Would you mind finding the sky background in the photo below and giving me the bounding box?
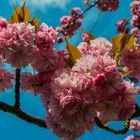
[0,0,139,140]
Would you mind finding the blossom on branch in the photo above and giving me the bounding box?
[56,7,83,37]
[0,68,14,92]
[97,0,119,11]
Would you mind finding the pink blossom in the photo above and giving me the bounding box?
[0,24,18,48]
[94,66,123,97]
[35,23,58,49]
[130,1,140,16]
[46,113,86,139]
[130,15,140,28]
[82,32,90,42]
[130,120,140,131]
[0,23,35,68]
[131,27,140,37]
[78,38,112,57]
[89,37,112,56]
[97,101,119,122]
[21,72,50,95]
[77,42,89,54]
[5,41,35,68]
[0,69,14,92]
[0,17,8,29]
[44,70,96,139]
[57,7,83,37]
[131,28,140,46]
[13,23,35,46]
[125,135,135,140]
[120,48,140,79]
[72,55,97,76]
[83,0,90,6]
[73,54,116,77]
[97,0,119,12]
[31,48,59,72]
[117,81,137,120]
[116,18,129,33]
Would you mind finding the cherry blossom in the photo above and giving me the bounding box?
[97,0,119,11]
[78,37,112,57]
[56,7,83,37]
[125,135,135,140]
[130,1,140,16]
[120,48,140,79]
[0,68,14,92]
[35,23,58,49]
[0,17,8,29]
[0,1,140,140]
[130,120,140,131]
[116,18,129,33]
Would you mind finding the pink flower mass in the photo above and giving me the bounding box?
[41,37,138,139]
[0,1,140,140]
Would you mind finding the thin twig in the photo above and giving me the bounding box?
[83,1,99,15]
[90,11,102,33]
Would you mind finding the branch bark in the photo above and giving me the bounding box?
[94,104,140,134]
[14,69,21,109]
[0,101,47,128]
[131,104,140,119]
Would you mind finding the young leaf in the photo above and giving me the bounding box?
[112,34,134,54]
[11,5,20,23]
[19,2,30,22]
[11,2,30,23]
[119,69,133,78]
[66,39,81,66]
[29,17,40,29]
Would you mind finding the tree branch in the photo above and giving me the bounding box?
[14,69,21,109]
[0,101,47,128]
[83,1,99,15]
[94,104,140,134]
[94,117,130,134]
[131,104,140,119]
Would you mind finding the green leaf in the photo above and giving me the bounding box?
[19,2,30,22]
[11,5,20,23]
[66,39,81,66]
[29,17,40,29]
[112,34,134,54]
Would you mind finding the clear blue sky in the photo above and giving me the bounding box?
[0,0,139,140]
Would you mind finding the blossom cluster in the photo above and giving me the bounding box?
[125,120,140,140]
[40,37,138,140]
[83,0,119,11]
[0,17,64,92]
[117,0,140,43]
[116,1,140,81]
[56,8,83,38]
[130,0,140,45]
[116,18,129,33]
[0,1,139,140]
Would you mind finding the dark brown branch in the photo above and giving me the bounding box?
[0,101,47,128]
[14,69,21,109]
[94,117,130,134]
[131,104,140,119]
[94,104,140,134]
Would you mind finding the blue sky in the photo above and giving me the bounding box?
[0,0,139,140]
